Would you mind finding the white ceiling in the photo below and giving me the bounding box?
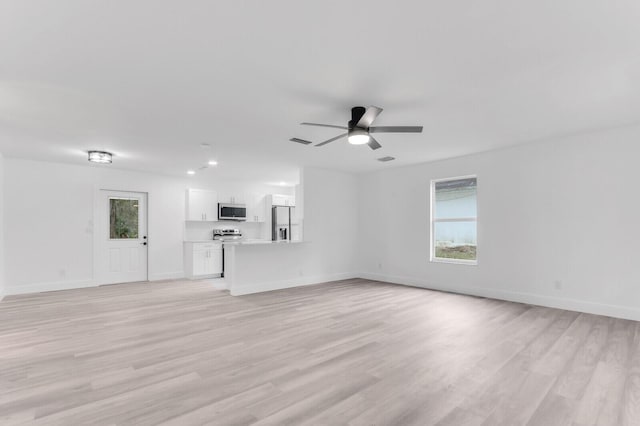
[1,0,640,183]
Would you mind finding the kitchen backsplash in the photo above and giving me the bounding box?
[184,221,267,241]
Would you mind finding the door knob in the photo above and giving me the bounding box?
[142,242,147,245]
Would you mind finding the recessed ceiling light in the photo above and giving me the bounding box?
[187,170,196,175]
[377,156,395,162]
[88,151,112,163]
[279,181,286,186]
[208,160,218,166]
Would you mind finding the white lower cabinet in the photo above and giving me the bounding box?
[184,242,223,279]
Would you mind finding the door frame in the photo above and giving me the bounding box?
[93,186,150,285]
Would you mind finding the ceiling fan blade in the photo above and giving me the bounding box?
[356,106,383,128]
[289,138,313,145]
[301,122,348,130]
[315,133,348,147]
[367,136,382,150]
[369,126,423,133]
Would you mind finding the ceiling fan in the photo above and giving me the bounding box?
[290,106,422,150]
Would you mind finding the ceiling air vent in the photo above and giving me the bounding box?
[377,156,395,162]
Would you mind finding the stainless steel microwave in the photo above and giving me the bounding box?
[218,203,247,221]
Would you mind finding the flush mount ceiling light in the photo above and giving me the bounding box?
[208,160,218,166]
[88,151,112,164]
[187,170,196,175]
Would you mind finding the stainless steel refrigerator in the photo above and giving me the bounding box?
[272,206,295,241]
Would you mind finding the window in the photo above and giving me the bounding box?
[431,176,477,264]
[109,198,139,239]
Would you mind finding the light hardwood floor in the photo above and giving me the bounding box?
[1,279,639,425]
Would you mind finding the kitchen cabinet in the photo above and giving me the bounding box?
[186,189,217,221]
[217,192,245,205]
[246,193,267,223]
[184,242,223,278]
[271,194,295,207]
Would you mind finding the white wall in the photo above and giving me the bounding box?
[0,152,4,299]
[2,158,294,294]
[228,167,359,295]
[358,124,640,321]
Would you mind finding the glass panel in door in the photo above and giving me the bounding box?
[109,198,140,239]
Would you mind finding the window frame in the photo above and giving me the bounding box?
[430,175,478,266]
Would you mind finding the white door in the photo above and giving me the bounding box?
[100,190,148,284]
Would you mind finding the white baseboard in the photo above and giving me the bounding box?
[230,272,358,296]
[359,272,640,322]
[3,279,98,296]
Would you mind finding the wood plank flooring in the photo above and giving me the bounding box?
[1,279,639,425]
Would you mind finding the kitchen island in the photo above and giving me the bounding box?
[222,240,310,295]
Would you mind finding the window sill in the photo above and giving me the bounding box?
[430,257,478,266]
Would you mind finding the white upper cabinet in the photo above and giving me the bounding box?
[246,193,267,223]
[186,189,217,221]
[217,192,245,205]
[271,194,295,207]
[186,188,280,222]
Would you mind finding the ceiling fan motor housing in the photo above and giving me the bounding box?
[349,106,367,130]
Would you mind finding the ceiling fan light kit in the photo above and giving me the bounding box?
[291,105,422,154]
[347,128,370,145]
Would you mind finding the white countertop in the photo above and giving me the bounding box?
[183,239,303,245]
[222,239,304,246]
